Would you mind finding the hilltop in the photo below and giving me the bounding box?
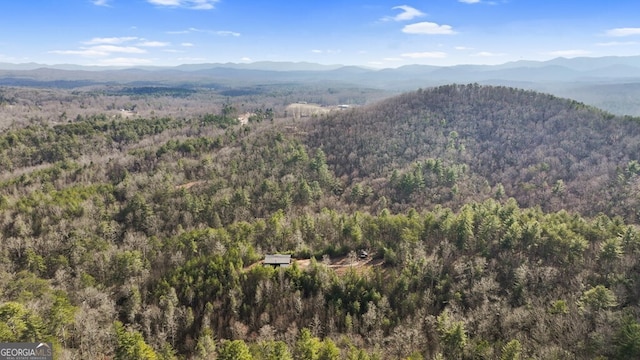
[302,84,640,221]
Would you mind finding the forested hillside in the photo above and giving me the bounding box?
[305,84,640,221]
[1,84,640,359]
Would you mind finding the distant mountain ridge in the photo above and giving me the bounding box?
[3,55,640,79]
[2,56,640,115]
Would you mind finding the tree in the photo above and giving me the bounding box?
[221,102,237,121]
[46,291,77,345]
[254,340,292,360]
[347,346,370,360]
[217,339,253,360]
[614,316,640,360]
[436,311,467,359]
[500,339,522,360]
[114,321,158,360]
[119,193,156,235]
[295,328,321,360]
[600,237,623,263]
[579,285,617,312]
[318,338,340,360]
[195,327,216,360]
[0,302,45,342]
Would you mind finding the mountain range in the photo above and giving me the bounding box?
[3,55,640,82]
[2,56,640,115]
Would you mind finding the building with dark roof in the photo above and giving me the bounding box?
[263,254,292,268]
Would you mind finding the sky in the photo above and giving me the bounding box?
[1,0,640,68]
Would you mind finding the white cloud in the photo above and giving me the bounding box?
[311,49,341,55]
[605,28,640,37]
[459,0,481,3]
[167,27,200,34]
[137,41,170,47]
[596,41,638,47]
[383,57,403,61]
[240,57,252,62]
[50,45,147,58]
[148,0,180,5]
[401,51,447,59]
[84,37,138,45]
[50,38,151,59]
[548,49,591,57]
[455,46,474,50]
[181,42,194,47]
[50,49,110,57]
[92,0,110,6]
[216,31,241,37]
[147,0,219,10]
[90,45,147,54]
[96,57,154,66]
[472,51,505,57]
[191,1,216,10]
[384,5,426,22]
[168,28,240,37]
[403,22,456,35]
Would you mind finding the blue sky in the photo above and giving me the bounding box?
[1,0,639,68]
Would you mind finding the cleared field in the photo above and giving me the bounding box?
[247,255,384,277]
[285,103,345,119]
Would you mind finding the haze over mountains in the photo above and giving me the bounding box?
[3,55,640,84]
[2,55,640,116]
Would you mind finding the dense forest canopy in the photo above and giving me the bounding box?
[305,84,640,221]
[1,84,640,359]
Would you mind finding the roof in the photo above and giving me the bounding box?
[264,254,292,265]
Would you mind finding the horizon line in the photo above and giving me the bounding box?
[1,54,640,72]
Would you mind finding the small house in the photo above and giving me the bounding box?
[264,254,292,268]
